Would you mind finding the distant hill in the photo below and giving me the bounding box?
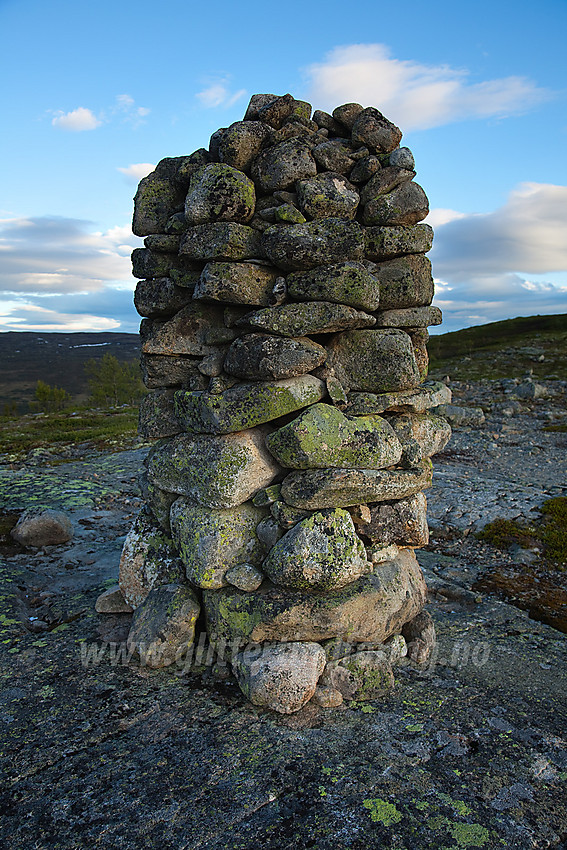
[0,332,140,411]
[428,314,567,381]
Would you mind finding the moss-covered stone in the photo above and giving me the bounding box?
[351,107,402,153]
[218,121,271,173]
[364,224,434,261]
[363,181,429,226]
[287,262,381,311]
[238,301,376,337]
[146,430,281,509]
[179,223,264,262]
[374,306,442,328]
[138,389,182,441]
[262,218,365,271]
[359,166,415,205]
[358,492,429,547]
[132,171,185,237]
[193,261,278,306]
[134,277,193,319]
[296,172,359,220]
[384,411,452,460]
[118,508,185,608]
[346,381,452,415]
[251,137,317,192]
[265,403,403,469]
[325,329,421,393]
[232,641,326,714]
[262,508,369,591]
[140,302,236,358]
[324,650,395,700]
[140,353,205,390]
[174,375,326,434]
[126,583,200,668]
[169,498,265,589]
[224,333,326,381]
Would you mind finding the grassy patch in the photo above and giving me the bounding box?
[428,313,567,381]
[0,407,139,458]
[477,497,567,569]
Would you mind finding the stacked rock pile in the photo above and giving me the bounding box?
[114,93,453,714]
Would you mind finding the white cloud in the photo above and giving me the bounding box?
[117,163,156,182]
[52,107,102,131]
[196,80,247,109]
[0,216,141,295]
[305,44,550,131]
[429,183,567,331]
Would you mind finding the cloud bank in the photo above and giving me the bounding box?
[118,163,156,182]
[430,183,567,331]
[0,216,141,332]
[305,44,550,131]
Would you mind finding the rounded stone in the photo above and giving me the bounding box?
[224,334,327,381]
[296,172,359,220]
[232,641,326,714]
[262,508,369,591]
[185,163,256,225]
[11,508,73,548]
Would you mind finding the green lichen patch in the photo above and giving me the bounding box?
[362,798,403,825]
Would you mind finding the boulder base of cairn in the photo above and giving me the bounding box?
[111,92,449,713]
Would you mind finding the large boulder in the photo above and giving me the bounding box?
[296,172,359,220]
[140,302,236,357]
[251,138,317,192]
[203,548,427,645]
[193,261,279,306]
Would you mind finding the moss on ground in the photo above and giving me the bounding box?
[477,497,567,569]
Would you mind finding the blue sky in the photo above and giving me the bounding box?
[1,0,566,334]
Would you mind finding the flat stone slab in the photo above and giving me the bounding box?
[203,548,426,645]
[364,223,434,260]
[286,262,381,311]
[325,328,421,393]
[170,498,265,589]
[262,508,369,591]
[262,218,365,271]
[146,430,280,509]
[174,375,326,434]
[346,381,452,415]
[224,334,327,381]
[374,306,443,328]
[238,302,376,337]
[280,461,432,510]
[265,403,403,469]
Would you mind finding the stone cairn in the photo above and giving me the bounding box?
[110,93,454,714]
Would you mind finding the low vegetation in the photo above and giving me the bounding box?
[0,407,140,459]
[477,497,567,569]
[428,313,567,381]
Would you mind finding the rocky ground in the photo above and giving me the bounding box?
[0,377,566,849]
